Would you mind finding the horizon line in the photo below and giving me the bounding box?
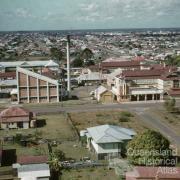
[0,27,180,33]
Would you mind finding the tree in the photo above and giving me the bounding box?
[72,57,84,67]
[165,55,180,66]
[164,98,176,112]
[48,147,65,180]
[127,130,171,166]
[50,47,63,63]
[80,48,93,61]
[49,152,62,180]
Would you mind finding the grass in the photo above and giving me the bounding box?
[61,167,118,180]
[0,114,77,156]
[69,110,147,133]
[150,108,180,136]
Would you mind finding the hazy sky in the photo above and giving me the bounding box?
[0,0,180,31]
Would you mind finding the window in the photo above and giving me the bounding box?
[173,80,179,88]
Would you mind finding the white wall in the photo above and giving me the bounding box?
[91,140,121,154]
[23,122,29,129]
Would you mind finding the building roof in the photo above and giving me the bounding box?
[119,67,178,80]
[0,60,59,68]
[87,124,136,143]
[77,72,105,81]
[0,106,30,120]
[126,166,180,179]
[16,163,50,179]
[168,88,180,96]
[0,72,16,79]
[17,156,48,165]
[94,86,107,96]
[0,79,17,86]
[17,67,59,85]
[101,61,140,68]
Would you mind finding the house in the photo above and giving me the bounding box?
[94,86,115,103]
[13,155,50,180]
[77,72,106,85]
[81,124,136,160]
[17,67,61,103]
[0,106,35,129]
[0,60,59,72]
[126,166,180,180]
[15,163,50,180]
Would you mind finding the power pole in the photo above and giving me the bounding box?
[67,35,71,98]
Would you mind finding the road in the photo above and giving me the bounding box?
[25,101,180,146]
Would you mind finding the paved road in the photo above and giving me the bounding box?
[25,101,180,146]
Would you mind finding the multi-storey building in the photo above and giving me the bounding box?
[110,66,180,102]
[17,67,60,103]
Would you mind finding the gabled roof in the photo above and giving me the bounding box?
[0,106,30,118]
[0,60,59,68]
[17,156,48,165]
[45,60,58,67]
[94,86,107,95]
[17,67,59,85]
[87,124,136,143]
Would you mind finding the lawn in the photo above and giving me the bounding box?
[0,113,77,156]
[69,110,148,133]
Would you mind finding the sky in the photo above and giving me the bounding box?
[0,0,180,31]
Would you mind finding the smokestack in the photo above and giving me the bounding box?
[67,35,71,98]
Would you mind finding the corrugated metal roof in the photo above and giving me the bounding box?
[17,163,50,173]
[87,124,136,143]
[0,60,58,68]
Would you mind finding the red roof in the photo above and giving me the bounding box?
[168,88,180,96]
[0,72,16,79]
[133,56,145,61]
[119,67,178,80]
[0,107,30,118]
[120,69,164,80]
[17,155,48,165]
[102,61,140,68]
[126,166,180,179]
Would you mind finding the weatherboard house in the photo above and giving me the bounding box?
[81,124,136,160]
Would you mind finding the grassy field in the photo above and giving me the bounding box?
[61,167,118,180]
[69,110,148,133]
[0,113,77,156]
[150,108,180,136]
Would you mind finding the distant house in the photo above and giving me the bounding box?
[126,166,180,180]
[94,86,115,103]
[0,106,36,129]
[81,124,136,160]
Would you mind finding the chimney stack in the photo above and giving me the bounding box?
[67,35,71,98]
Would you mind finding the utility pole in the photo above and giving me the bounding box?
[67,35,71,98]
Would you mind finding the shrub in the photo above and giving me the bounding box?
[119,115,129,122]
[120,111,134,117]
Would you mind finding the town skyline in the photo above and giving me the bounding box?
[0,0,180,31]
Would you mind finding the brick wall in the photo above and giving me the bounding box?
[19,72,27,86]
[29,76,37,87]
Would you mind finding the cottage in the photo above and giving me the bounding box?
[0,106,35,129]
[94,86,115,103]
[81,124,136,160]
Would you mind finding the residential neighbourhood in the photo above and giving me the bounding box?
[0,6,180,180]
[0,28,180,179]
